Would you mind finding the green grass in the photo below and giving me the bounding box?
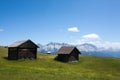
[0,46,120,80]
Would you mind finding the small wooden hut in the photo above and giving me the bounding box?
[57,46,81,62]
[8,39,39,60]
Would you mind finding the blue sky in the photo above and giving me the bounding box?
[0,0,120,45]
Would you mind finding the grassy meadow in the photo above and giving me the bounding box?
[0,46,120,80]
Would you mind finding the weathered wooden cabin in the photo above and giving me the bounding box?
[57,46,81,62]
[8,40,39,60]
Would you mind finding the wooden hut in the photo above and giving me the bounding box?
[8,39,39,60]
[57,46,81,62]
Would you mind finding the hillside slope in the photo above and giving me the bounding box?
[0,46,120,80]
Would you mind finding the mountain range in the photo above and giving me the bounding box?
[37,42,120,58]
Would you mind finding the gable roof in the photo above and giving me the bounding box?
[57,46,78,54]
[8,39,39,48]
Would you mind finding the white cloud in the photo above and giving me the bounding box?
[68,27,79,32]
[0,29,4,32]
[99,41,120,50]
[82,33,100,39]
[71,33,101,45]
[66,32,120,52]
[72,33,120,51]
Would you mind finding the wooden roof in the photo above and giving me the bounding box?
[57,46,78,54]
[8,39,39,48]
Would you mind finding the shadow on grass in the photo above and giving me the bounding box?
[3,57,37,61]
[2,57,17,60]
[3,57,9,60]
